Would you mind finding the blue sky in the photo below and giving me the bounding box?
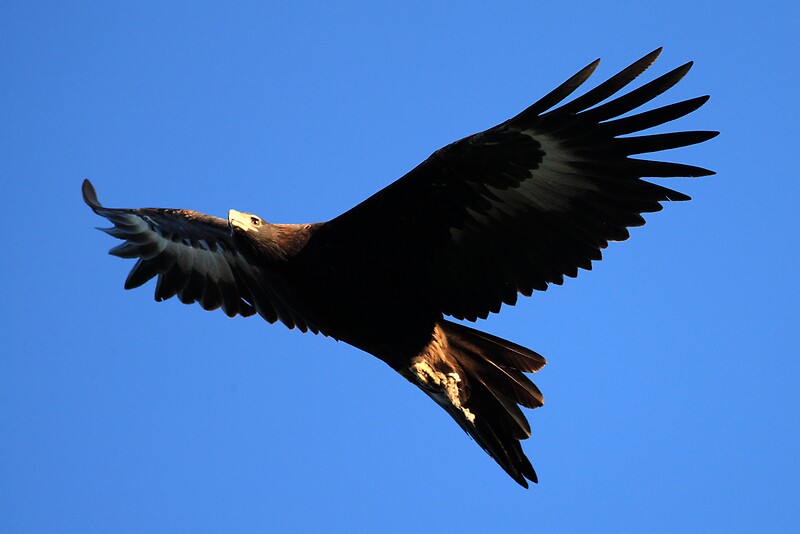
[2,1,798,532]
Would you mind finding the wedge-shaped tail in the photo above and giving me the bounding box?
[406,320,545,487]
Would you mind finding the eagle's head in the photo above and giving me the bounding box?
[228,209,291,261]
[228,209,265,234]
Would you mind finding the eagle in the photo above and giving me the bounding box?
[83,48,716,488]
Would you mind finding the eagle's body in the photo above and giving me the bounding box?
[84,49,716,487]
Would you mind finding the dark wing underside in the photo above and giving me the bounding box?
[82,180,311,331]
[320,48,717,321]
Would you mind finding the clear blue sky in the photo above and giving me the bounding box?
[2,2,798,532]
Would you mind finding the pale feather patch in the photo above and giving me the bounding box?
[412,360,476,424]
[410,325,476,424]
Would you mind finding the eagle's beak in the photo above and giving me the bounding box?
[228,210,251,232]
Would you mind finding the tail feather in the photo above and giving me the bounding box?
[457,343,544,409]
[467,383,539,485]
[445,321,547,373]
[405,320,545,488]
[472,374,532,440]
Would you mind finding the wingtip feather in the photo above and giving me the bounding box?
[640,47,663,68]
[82,179,102,209]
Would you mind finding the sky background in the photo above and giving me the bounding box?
[2,1,798,532]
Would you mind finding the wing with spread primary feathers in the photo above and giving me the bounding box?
[82,179,312,331]
[321,48,717,321]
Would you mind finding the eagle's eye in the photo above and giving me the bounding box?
[250,217,261,227]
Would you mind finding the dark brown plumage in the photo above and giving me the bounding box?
[83,48,716,487]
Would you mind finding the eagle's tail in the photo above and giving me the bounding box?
[405,319,546,487]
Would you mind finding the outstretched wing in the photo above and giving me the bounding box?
[322,48,718,321]
[82,180,311,331]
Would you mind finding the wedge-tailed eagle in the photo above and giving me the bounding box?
[83,49,716,487]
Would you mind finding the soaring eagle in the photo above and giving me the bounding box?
[83,49,716,488]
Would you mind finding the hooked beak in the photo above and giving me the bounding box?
[228,210,251,233]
